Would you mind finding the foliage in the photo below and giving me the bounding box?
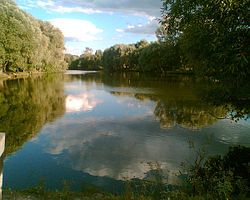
[138,42,181,73]
[64,54,79,66]
[161,0,250,81]
[0,0,67,73]
[68,40,184,73]
[186,146,250,199]
[68,48,103,70]
[102,44,136,71]
[39,21,67,72]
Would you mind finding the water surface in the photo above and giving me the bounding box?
[0,71,249,192]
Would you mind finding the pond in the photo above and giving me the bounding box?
[0,71,249,193]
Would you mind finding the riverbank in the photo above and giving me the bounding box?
[0,188,221,200]
[0,71,66,80]
[3,190,119,200]
[0,72,39,80]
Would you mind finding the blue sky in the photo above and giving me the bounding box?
[16,0,162,55]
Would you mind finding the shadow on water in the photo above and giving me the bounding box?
[200,79,250,122]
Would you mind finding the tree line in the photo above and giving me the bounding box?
[0,0,248,82]
[67,39,182,74]
[68,0,249,82]
[0,0,67,73]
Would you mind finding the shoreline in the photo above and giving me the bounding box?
[0,72,41,80]
[0,70,193,81]
[0,71,66,80]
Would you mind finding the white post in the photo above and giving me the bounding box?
[0,133,5,200]
[0,133,5,157]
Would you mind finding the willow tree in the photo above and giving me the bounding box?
[0,0,67,73]
[39,21,67,72]
[0,0,38,72]
[102,44,136,71]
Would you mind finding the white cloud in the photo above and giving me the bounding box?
[49,18,103,42]
[18,5,32,10]
[127,25,135,29]
[116,19,159,35]
[115,29,124,33]
[50,6,105,14]
[37,0,54,7]
[17,1,159,54]
[64,43,84,55]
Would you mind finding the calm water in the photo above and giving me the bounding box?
[0,71,249,192]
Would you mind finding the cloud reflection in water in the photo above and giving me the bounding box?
[40,116,191,184]
[65,93,101,112]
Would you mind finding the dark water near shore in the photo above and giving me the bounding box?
[0,71,249,192]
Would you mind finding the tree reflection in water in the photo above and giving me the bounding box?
[0,75,65,155]
[1,72,249,195]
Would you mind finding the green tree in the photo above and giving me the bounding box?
[64,54,79,66]
[138,42,181,73]
[39,21,67,72]
[161,0,250,81]
[0,0,67,73]
[78,47,95,70]
[68,48,104,71]
[128,40,149,70]
[0,0,39,72]
[94,50,103,69]
[103,44,136,71]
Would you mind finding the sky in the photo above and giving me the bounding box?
[16,0,162,55]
